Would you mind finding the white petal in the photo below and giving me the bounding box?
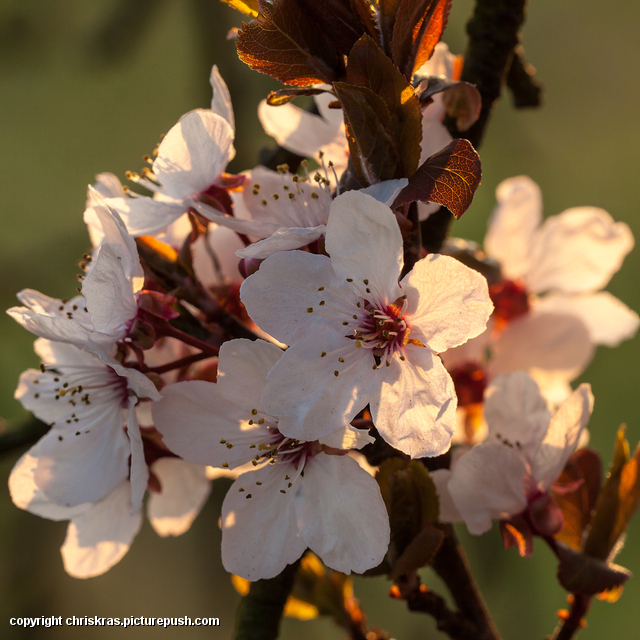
[448,442,528,535]
[263,332,373,442]
[258,99,340,158]
[236,226,326,260]
[153,109,234,199]
[526,207,634,294]
[439,326,491,371]
[240,250,342,346]
[369,346,456,458]
[7,305,90,346]
[489,312,595,383]
[430,469,463,523]
[82,243,137,337]
[216,339,283,411]
[360,179,408,206]
[533,384,594,490]
[534,292,639,347]
[319,425,374,450]
[148,458,211,536]
[418,118,453,166]
[33,402,130,507]
[152,380,268,468]
[62,481,143,578]
[221,465,306,581]
[9,444,88,521]
[325,192,403,298]
[106,195,186,237]
[192,224,244,287]
[402,254,493,353]
[484,176,542,280]
[484,372,551,456]
[210,65,235,133]
[127,400,148,513]
[294,453,389,573]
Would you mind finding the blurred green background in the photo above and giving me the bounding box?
[1,1,638,638]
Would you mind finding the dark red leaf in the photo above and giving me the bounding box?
[344,35,422,179]
[349,0,380,41]
[392,139,482,218]
[334,81,400,185]
[236,0,344,86]
[442,82,482,131]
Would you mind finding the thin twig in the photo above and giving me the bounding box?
[549,594,592,640]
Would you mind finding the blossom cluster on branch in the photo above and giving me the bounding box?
[5,1,640,639]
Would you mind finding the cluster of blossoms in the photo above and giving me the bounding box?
[6,10,638,608]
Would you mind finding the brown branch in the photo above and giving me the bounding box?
[549,594,592,640]
[506,45,543,108]
[431,526,503,640]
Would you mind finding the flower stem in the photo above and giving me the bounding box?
[549,594,592,640]
[145,352,216,375]
[432,526,503,640]
[233,560,300,640]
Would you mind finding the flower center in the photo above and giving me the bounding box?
[489,278,530,328]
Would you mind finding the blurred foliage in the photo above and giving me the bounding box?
[1,1,639,639]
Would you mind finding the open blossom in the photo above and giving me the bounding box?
[102,66,237,237]
[432,372,594,551]
[202,165,408,261]
[240,191,493,458]
[13,338,159,513]
[9,447,209,578]
[8,196,145,355]
[152,338,389,581]
[443,176,638,405]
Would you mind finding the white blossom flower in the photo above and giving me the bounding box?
[8,195,145,354]
[443,176,638,406]
[432,372,593,542]
[103,66,237,237]
[9,446,209,578]
[200,165,407,261]
[14,338,159,513]
[240,191,493,458]
[152,338,389,581]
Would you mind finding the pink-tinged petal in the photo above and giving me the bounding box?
[489,312,595,383]
[240,250,343,345]
[325,192,403,298]
[484,176,542,280]
[402,254,493,353]
[526,207,634,294]
[152,380,268,468]
[262,333,373,442]
[294,453,389,573]
[15,369,74,425]
[369,345,456,458]
[82,244,137,337]
[148,458,211,536]
[448,442,529,535]
[106,195,186,237]
[440,326,491,371]
[192,201,282,237]
[216,339,283,411]
[430,469,463,523]
[533,384,593,490]
[418,118,453,166]
[258,100,340,158]
[33,403,130,507]
[34,336,97,366]
[85,347,161,401]
[360,179,409,206]
[127,400,147,514]
[221,465,306,580]
[535,292,639,347]
[210,65,235,132]
[9,444,88,521]
[15,289,68,315]
[7,305,91,345]
[236,226,326,260]
[153,109,234,200]
[484,372,551,456]
[319,425,374,450]
[85,188,144,284]
[92,172,127,199]
[61,481,143,578]
[192,225,244,287]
